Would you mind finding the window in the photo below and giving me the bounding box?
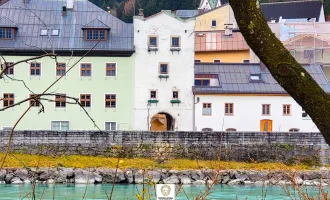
[195,79,210,86]
[4,62,14,75]
[226,128,237,132]
[150,91,157,99]
[80,94,91,107]
[81,63,92,77]
[225,103,234,115]
[171,36,180,47]
[302,109,311,119]
[173,91,179,99]
[30,62,41,76]
[202,103,212,116]
[159,63,168,74]
[56,63,66,76]
[55,94,66,108]
[105,122,117,131]
[3,93,14,107]
[214,60,221,63]
[0,28,14,39]
[51,121,69,131]
[106,63,116,76]
[283,104,291,115]
[149,36,157,47]
[30,94,40,107]
[85,29,107,40]
[52,29,59,36]
[304,50,314,59]
[262,104,271,115]
[195,60,201,63]
[211,20,217,27]
[243,60,250,63]
[40,29,48,36]
[250,74,261,81]
[105,94,116,108]
[289,128,300,132]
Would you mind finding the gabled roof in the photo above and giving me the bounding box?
[193,63,330,94]
[283,34,330,49]
[0,0,134,56]
[0,17,18,28]
[261,0,323,22]
[82,19,110,30]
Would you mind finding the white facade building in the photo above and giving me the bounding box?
[193,63,330,132]
[133,11,195,131]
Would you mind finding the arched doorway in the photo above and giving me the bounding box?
[150,112,175,131]
[260,119,273,132]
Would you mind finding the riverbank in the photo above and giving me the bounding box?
[1,167,330,186]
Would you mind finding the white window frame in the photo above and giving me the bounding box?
[51,121,69,131]
[79,62,93,77]
[104,121,117,131]
[51,29,59,36]
[1,126,13,131]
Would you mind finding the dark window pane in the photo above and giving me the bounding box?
[195,80,201,86]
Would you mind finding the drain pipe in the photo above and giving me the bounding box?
[193,94,200,131]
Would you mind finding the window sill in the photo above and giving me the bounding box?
[170,99,181,104]
[148,99,159,104]
[159,75,169,79]
[225,114,234,116]
[202,114,212,116]
[170,47,181,51]
[283,114,292,116]
[262,114,271,116]
[148,47,158,51]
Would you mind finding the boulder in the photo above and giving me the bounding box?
[38,168,57,181]
[294,176,304,185]
[147,171,161,184]
[221,175,231,184]
[24,180,31,184]
[74,169,98,184]
[11,177,23,184]
[47,179,55,184]
[15,168,29,181]
[244,181,253,185]
[193,180,206,185]
[179,175,192,184]
[125,170,134,184]
[191,170,205,181]
[0,169,6,181]
[246,171,268,182]
[55,168,74,183]
[228,179,243,185]
[302,171,321,180]
[5,173,14,184]
[163,175,180,184]
[96,169,125,183]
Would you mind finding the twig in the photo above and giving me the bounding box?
[109,157,120,200]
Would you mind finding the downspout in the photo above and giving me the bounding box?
[193,94,195,131]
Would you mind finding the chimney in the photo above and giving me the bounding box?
[138,8,144,17]
[67,0,74,10]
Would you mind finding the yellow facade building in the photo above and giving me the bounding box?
[195,4,251,63]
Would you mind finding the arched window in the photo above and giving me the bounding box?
[226,128,237,132]
[202,128,213,132]
[289,128,300,132]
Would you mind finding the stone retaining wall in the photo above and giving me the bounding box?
[0,131,328,165]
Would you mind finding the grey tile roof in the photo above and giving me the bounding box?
[0,17,17,28]
[175,10,199,18]
[260,0,323,22]
[0,0,134,54]
[194,63,330,94]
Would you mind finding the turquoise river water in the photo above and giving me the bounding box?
[0,184,322,199]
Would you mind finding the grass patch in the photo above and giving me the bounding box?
[0,153,316,170]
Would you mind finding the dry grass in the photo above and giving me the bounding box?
[0,153,317,170]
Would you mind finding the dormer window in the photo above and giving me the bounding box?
[0,28,14,39]
[52,29,59,36]
[84,29,108,41]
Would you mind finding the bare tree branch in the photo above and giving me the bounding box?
[0,53,56,78]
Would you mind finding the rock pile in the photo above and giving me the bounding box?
[0,168,329,186]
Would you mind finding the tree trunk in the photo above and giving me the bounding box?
[229,0,330,145]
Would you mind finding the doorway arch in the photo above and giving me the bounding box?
[260,119,273,132]
[150,112,175,131]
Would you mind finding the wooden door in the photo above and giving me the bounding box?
[260,119,273,132]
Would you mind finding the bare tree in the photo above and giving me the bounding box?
[229,0,330,145]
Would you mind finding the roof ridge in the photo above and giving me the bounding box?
[261,0,322,5]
